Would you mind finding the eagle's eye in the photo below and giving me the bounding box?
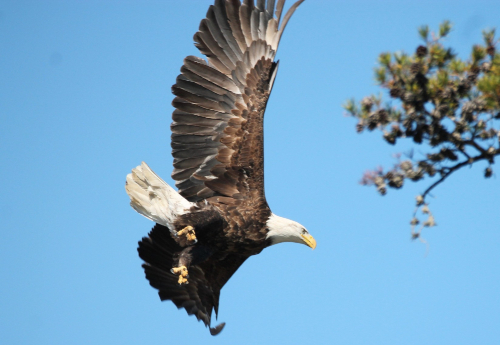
[301,229,307,235]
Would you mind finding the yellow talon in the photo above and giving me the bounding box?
[177,225,197,243]
[171,265,189,285]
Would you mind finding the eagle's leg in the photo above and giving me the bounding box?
[171,245,214,285]
[174,206,223,247]
[171,265,189,285]
[176,225,197,245]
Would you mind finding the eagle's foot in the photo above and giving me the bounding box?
[171,265,189,285]
[177,225,197,244]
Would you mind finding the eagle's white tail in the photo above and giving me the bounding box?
[125,162,193,234]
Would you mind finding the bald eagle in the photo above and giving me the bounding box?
[125,0,314,335]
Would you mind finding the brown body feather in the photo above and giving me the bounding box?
[136,0,305,335]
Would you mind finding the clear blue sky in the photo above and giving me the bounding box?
[1,1,499,344]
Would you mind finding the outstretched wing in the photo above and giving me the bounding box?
[138,224,248,335]
[171,0,304,203]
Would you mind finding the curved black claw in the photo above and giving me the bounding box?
[209,322,226,336]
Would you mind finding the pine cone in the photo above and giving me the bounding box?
[426,164,436,177]
[410,62,422,75]
[377,109,389,125]
[441,148,458,161]
[407,168,424,181]
[390,87,403,98]
[413,129,423,144]
[361,97,374,111]
[416,45,428,57]
[367,112,380,131]
[456,78,471,95]
[400,160,413,172]
[356,121,365,133]
[388,174,404,188]
[391,124,403,137]
[383,132,396,145]
[481,61,492,72]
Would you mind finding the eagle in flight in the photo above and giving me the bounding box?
[125,0,314,335]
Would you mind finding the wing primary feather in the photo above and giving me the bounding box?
[180,67,231,97]
[183,56,240,94]
[175,75,233,104]
[275,0,285,26]
[250,8,259,41]
[225,0,247,53]
[258,12,267,39]
[172,99,231,120]
[195,20,234,74]
[266,0,276,20]
[206,6,239,66]
[275,0,305,49]
[239,2,253,47]
[172,86,227,112]
[213,0,243,60]
[265,18,278,45]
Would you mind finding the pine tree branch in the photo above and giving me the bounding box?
[421,152,497,199]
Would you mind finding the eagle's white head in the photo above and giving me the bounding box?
[266,213,316,249]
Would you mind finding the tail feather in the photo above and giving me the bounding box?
[125,162,193,233]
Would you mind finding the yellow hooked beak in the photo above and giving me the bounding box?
[301,234,317,250]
